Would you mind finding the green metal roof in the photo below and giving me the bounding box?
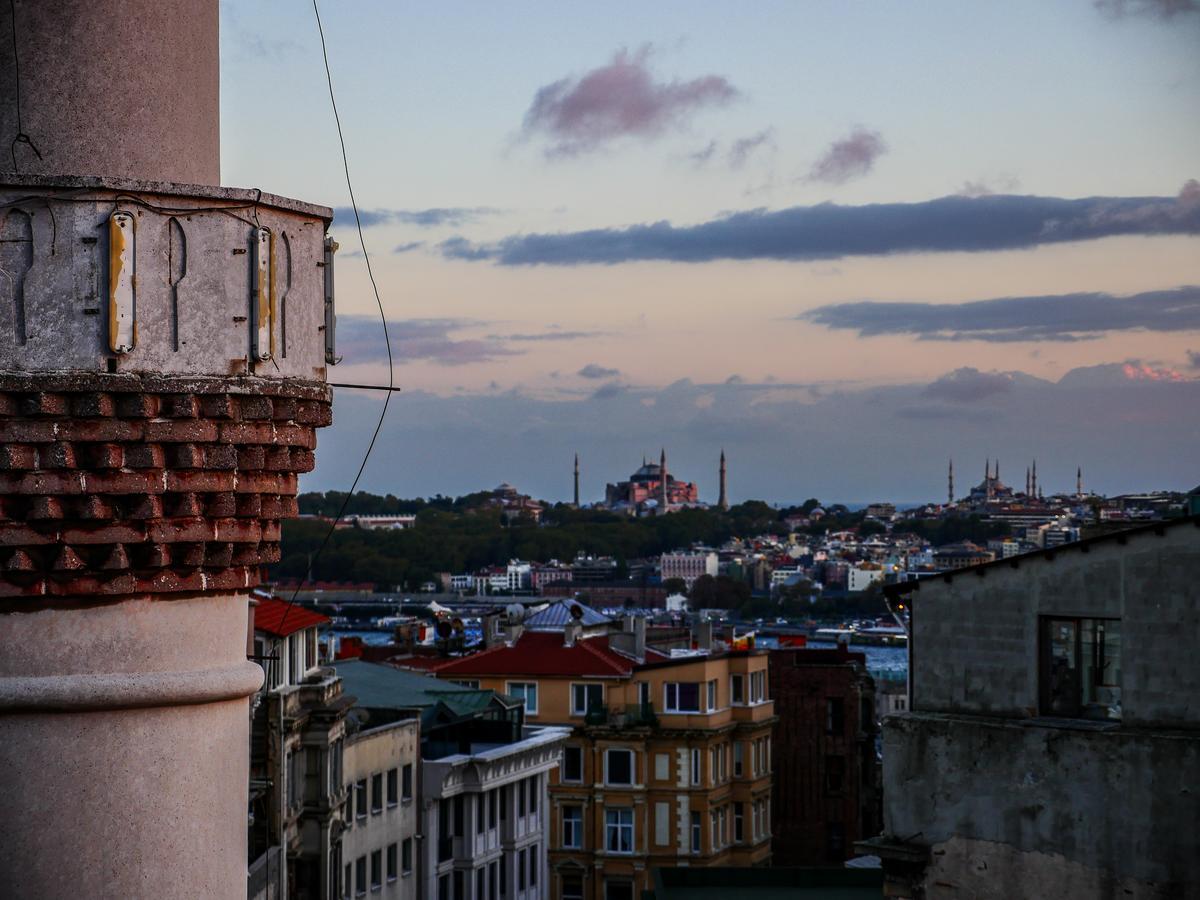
[331,658,475,710]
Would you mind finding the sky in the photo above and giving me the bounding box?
[219,0,1200,505]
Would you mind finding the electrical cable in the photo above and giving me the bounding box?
[7,0,43,171]
[274,0,396,635]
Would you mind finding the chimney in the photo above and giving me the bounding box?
[696,620,714,652]
[483,612,501,649]
[0,3,333,895]
[564,621,582,647]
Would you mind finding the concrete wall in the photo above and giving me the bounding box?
[0,0,220,184]
[911,522,1200,726]
[883,712,1199,898]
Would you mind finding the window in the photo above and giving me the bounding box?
[437,874,449,900]
[386,844,397,882]
[401,763,413,801]
[826,697,845,734]
[828,822,846,859]
[401,838,412,875]
[477,794,486,834]
[654,802,670,845]
[690,748,701,785]
[730,673,744,704]
[572,683,604,716]
[707,679,717,710]
[287,749,302,810]
[355,780,367,820]
[344,863,352,899]
[386,768,398,807]
[562,874,584,900]
[476,868,485,900]
[371,773,383,814]
[499,853,507,897]
[1040,617,1122,720]
[489,788,497,829]
[490,862,498,900]
[690,811,701,854]
[709,747,719,783]
[528,775,539,814]
[370,849,382,891]
[563,805,583,848]
[529,843,538,886]
[637,680,651,709]
[711,810,721,849]
[733,741,744,777]
[606,748,634,785]
[605,881,634,900]
[518,778,526,817]
[654,753,669,780]
[734,803,744,842]
[749,669,767,703]
[518,847,526,891]
[453,871,463,900]
[454,795,464,837]
[825,754,845,793]
[355,856,367,897]
[562,745,583,782]
[450,679,479,688]
[664,682,701,713]
[605,808,634,854]
[500,784,509,823]
[507,681,539,715]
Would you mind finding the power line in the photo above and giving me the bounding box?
[275,0,397,634]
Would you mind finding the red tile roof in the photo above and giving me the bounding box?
[254,597,330,638]
[432,631,662,678]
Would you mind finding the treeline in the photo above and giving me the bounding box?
[278,491,1009,591]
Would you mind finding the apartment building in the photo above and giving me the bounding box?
[341,717,420,900]
[659,551,718,589]
[333,659,569,900]
[251,596,352,900]
[430,601,776,900]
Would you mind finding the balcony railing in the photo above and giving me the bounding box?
[585,704,658,728]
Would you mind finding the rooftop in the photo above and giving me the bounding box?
[432,631,665,678]
[254,597,330,639]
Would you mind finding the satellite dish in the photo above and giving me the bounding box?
[569,603,585,621]
[435,620,453,639]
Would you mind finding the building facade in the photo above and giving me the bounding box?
[867,517,1200,899]
[659,551,719,589]
[768,647,880,866]
[429,604,776,900]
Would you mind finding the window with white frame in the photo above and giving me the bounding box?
[571,682,604,716]
[749,669,767,703]
[707,679,717,710]
[606,748,634,785]
[690,811,701,854]
[563,805,583,848]
[605,808,634,854]
[507,681,538,715]
[734,803,744,842]
[664,682,702,713]
[690,747,701,785]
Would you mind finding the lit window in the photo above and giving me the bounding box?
[1039,617,1122,720]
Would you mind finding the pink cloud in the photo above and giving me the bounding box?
[1121,362,1185,382]
[522,46,739,158]
[806,127,887,184]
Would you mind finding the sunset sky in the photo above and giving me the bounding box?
[219,1,1200,505]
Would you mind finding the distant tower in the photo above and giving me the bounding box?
[1032,459,1038,498]
[660,448,669,512]
[1077,466,1083,499]
[1025,467,1031,497]
[718,450,729,511]
[985,459,994,500]
[948,459,954,505]
[573,453,580,507]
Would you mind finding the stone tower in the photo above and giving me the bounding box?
[0,3,335,896]
[948,458,954,505]
[573,452,580,507]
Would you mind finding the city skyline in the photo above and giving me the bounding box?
[218,1,1200,502]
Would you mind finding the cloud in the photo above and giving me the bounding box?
[436,181,1200,266]
[804,285,1200,343]
[393,241,424,254]
[520,46,739,157]
[1094,0,1198,18]
[590,381,626,399]
[957,175,1021,197]
[335,316,523,366]
[728,129,775,169]
[688,140,719,166]
[495,331,607,343]
[333,207,499,228]
[806,127,887,184]
[923,368,1015,403]
[1187,350,1200,369]
[578,364,621,379]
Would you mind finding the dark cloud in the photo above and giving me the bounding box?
[806,128,887,184]
[805,285,1200,343]
[437,181,1200,266]
[1094,0,1198,18]
[590,381,626,400]
[332,207,499,228]
[393,241,424,254]
[521,46,739,158]
[923,368,1015,403]
[578,364,621,379]
[495,331,607,343]
[1187,350,1200,370]
[335,316,522,366]
[728,129,775,169]
[688,140,718,166]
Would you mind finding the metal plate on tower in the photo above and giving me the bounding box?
[108,211,137,354]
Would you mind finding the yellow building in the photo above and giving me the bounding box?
[430,602,776,900]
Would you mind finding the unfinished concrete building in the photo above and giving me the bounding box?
[865,517,1200,899]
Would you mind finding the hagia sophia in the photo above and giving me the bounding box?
[596,449,729,516]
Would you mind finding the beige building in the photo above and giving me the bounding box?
[429,603,776,900]
[341,718,420,900]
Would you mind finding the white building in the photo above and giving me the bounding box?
[848,564,885,593]
[342,719,420,900]
[350,514,418,530]
[659,551,719,589]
